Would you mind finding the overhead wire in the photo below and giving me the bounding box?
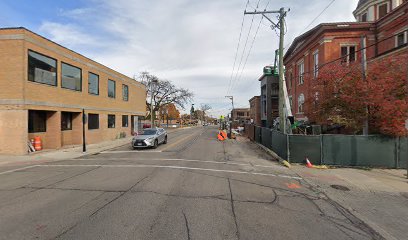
[230,0,271,94]
[287,31,404,82]
[285,0,336,50]
[228,0,262,95]
[227,0,250,96]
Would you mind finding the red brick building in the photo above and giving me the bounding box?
[284,0,407,121]
[249,96,261,126]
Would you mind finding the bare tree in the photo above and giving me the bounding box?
[200,104,212,122]
[140,72,194,121]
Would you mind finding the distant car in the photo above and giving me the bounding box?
[132,128,167,149]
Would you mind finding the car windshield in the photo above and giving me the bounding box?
[141,129,157,135]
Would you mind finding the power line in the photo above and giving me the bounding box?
[228,0,262,94]
[230,14,264,93]
[227,0,250,96]
[285,0,336,50]
[288,31,403,81]
[230,0,271,94]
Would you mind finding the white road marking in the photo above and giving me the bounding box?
[33,164,303,180]
[101,150,162,153]
[73,158,281,169]
[0,165,38,175]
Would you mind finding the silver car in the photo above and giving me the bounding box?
[132,128,167,149]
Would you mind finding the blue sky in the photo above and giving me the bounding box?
[0,0,359,116]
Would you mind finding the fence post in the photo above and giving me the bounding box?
[395,137,400,168]
[286,133,290,163]
[320,135,323,165]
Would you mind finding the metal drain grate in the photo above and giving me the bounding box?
[330,184,350,191]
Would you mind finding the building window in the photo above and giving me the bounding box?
[88,72,99,95]
[313,51,319,78]
[61,112,72,131]
[122,115,129,127]
[88,114,99,130]
[298,61,304,84]
[298,94,305,113]
[28,50,57,86]
[287,70,293,89]
[108,80,116,98]
[122,84,129,101]
[378,3,388,19]
[28,110,47,133]
[341,46,356,64]
[62,62,82,91]
[108,114,116,128]
[361,13,367,22]
[289,96,293,108]
[396,31,407,47]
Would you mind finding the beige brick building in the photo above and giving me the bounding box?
[0,27,146,155]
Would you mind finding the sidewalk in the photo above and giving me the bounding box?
[0,127,190,167]
[292,165,408,240]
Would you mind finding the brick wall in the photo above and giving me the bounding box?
[0,28,146,155]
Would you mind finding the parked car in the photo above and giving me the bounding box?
[132,128,167,149]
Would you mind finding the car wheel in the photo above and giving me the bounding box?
[153,140,158,149]
[163,136,168,144]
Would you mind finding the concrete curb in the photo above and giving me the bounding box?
[250,138,393,239]
[251,140,291,168]
[294,169,395,240]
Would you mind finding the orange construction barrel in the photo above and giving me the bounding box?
[34,136,42,151]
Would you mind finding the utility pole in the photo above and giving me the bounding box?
[361,36,369,135]
[82,108,86,152]
[245,8,288,132]
[190,104,195,125]
[150,79,158,128]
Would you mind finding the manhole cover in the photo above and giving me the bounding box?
[330,184,350,191]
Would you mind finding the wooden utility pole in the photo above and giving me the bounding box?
[245,8,288,132]
[361,36,369,135]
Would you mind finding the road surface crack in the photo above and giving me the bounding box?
[228,178,240,240]
[132,190,228,201]
[182,211,191,240]
[89,175,149,217]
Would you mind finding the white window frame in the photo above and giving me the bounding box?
[340,44,357,64]
[298,93,305,114]
[297,60,304,85]
[395,30,408,47]
[377,2,390,19]
[313,50,319,79]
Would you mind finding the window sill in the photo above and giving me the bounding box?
[27,80,58,88]
[61,86,83,93]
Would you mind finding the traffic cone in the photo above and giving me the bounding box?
[305,157,313,168]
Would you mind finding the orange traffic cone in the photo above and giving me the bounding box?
[305,157,313,168]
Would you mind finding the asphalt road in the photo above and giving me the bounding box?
[0,126,383,240]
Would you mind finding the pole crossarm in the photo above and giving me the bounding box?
[244,10,280,14]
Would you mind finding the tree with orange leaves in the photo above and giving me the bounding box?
[306,52,407,137]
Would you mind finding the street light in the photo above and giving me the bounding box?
[225,96,234,138]
[150,79,158,128]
